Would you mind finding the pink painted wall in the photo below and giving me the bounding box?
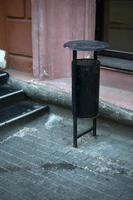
[32,0,96,79]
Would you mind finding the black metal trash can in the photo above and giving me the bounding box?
[72,59,100,118]
[64,40,109,147]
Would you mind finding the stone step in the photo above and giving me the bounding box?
[0,85,26,109]
[0,71,9,85]
[0,100,49,127]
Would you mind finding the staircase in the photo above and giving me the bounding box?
[0,71,49,127]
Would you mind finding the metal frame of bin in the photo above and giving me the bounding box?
[64,40,109,147]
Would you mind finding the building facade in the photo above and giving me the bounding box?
[0,0,132,79]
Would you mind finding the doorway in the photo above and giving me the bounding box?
[96,0,133,62]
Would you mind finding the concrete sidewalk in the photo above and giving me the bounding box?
[0,105,133,200]
[7,68,133,126]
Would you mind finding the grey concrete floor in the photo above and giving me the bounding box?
[0,105,133,200]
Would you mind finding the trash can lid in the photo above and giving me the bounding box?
[64,40,109,51]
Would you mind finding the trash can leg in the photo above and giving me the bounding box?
[93,118,97,136]
[73,115,77,147]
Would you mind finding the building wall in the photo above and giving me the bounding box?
[32,0,96,79]
[0,0,32,73]
[0,0,6,50]
[0,0,96,78]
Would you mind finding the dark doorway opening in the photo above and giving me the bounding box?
[96,0,133,72]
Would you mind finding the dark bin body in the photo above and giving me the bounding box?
[72,59,100,118]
